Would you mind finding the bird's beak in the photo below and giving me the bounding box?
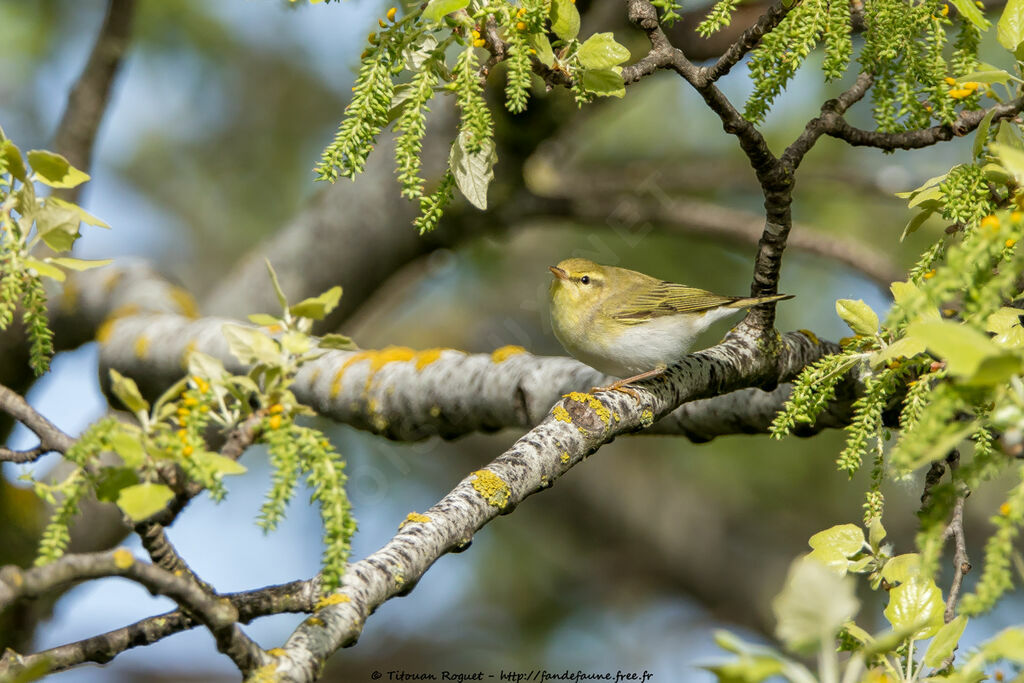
[549,266,568,281]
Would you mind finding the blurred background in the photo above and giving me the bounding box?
[0,0,1021,680]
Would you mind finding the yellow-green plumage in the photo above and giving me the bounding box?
[548,258,792,378]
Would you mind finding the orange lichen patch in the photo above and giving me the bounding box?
[315,593,351,611]
[471,469,511,508]
[113,548,134,569]
[564,392,611,425]
[399,512,432,529]
[133,335,150,359]
[413,348,447,370]
[168,286,200,319]
[331,346,453,395]
[491,345,527,363]
[552,405,572,423]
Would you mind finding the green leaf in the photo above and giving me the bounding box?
[703,656,785,683]
[996,121,1024,150]
[773,557,859,654]
[974,108,998,159]
[951,0,991,30]
[116,482,175,522]
[187,351,228,383]
[987,307,1024,348]
[248,313,281,326]
[901,209,934,242]
[998,0,1024,50]
[809,524,864,557]
[895,172,947,199]
[907,185,943,208]
[550,0,580,41]
[905,320,1002,377]
[109,369,149,415]
[528,32,555,67]
[26,150,90,188]
[95,467,140,503]
[868,518,886,551]
[152,377,189,418]
[422,0,469,21]
[47,197,109,228]
[222,324,280,365]
[870,337,927,368]
[924,615,968,667]
[577,32,631,70]
[0,140,27,181]
[965,352,1024,386]
[979,627,1024,663]
[264,259,289,310]
[993,142,1024,182]
[581,68,626,98]
[108,429,146,467]
[319,333,358,350]
[281,330,312,355]
[884,577,944,640]
[836,299,879,335]
[193,451,247,476]
[22,257,66,282]
[881,554,922,585]
[289,285,343,320]
[34,203,82,252]
[961,70,1014,86]
[49,257,112,271]
[403,34,439,71]
[449,130,497,210]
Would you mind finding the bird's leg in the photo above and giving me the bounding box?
[591,365,667,399]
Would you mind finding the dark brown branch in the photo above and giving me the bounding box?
[1,578,315,675]
[703,3,792,82]
[0,382,75,460]
[942,452,971,624]
[0,445,48,464]
[782,73,875,169]
[53,0,137,202]
[0,550,268,674]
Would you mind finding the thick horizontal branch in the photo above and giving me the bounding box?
[0,549,268,674]
[3,579,315,675]
[268,323,829,680]
[96,313,841,442]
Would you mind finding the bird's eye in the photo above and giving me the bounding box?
[580,275,590,285]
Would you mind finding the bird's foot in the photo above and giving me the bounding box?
[590,366,666,399]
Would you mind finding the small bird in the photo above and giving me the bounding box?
[548,258,793,393]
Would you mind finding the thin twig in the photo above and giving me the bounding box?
[942,452,971,624]
[0,445,49,464]
[703,3,792,82]
[0,382,75,459]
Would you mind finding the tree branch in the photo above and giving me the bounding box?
[267,328,828,680]
[0,549,268,675]
[1,579,315,675]
[0,382,75,460]
[53,0,137,203]
[703,3,792,82]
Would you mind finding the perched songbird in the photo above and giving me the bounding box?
[548,258,793,392]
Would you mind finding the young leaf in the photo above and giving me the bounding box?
[116,482,175,522]
[581,69,626,98]
[998,0,1024,51]
[992,142,1024,182]
[905,320,1002,377]
[550,0,580,41]
[880,554,922,585]
[26,150,90,188]
[422,0,469,22]
[22,258,66,282]
[836,299,879,335]
[248,313,282,327]
[773,557,859,654]
[47,197,110,228]
[0,140,27,181]
[319,333,358,350]
[449,131,497,210]
[48,257,112,271]
[264,259,289,310]
[973,108,998,159]
[923,615,968,667]
[109,369,150,416]
[528,33,555,67]
[951,0,991,30]
[95,467,140,503]
[577,33,631,70]
[289,286,343,320]
[193,451,247,476]
[108,430,146,467]
[883,577,944,640]
[222,324,281,365]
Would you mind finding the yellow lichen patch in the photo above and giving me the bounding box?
[310,367,322,384]
[113,548,134,569]
[332,346,418,394]
[471,469,511,508]
[305,616,325,628]
[266,648,287,657]
[798,329,820,345]
[133,335,150,359]
[399,511,432,529]
[169,286,200,319]
[330,368,345,398]
[491,345,526,363]
[561,451,570,464]
[413,348,447,370]
[553,405,572,423]
[640,408,655,428]
[315,593,351,611]
[564,392,611,425]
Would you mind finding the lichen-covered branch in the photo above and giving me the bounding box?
[266,325,826,681]
[0,549,268,675]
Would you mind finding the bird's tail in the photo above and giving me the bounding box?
[726,293,794,309]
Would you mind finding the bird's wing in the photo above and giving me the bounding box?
[610,281,738,323]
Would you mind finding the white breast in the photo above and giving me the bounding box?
[557,308,741,378]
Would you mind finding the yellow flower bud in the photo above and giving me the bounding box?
[1012,211,1022,222]
[1001,502,1012,516]
[963,81,980,92]
[981,214,1000,230]
[924,269,937,279]
[270,403,284,414]
[516,21,526,31]
[269,414,282,430]
[378,18,387,28]
[473,38,486,47]
[941,3,949,14]
[948,87,973,99]
[1006,239,1017,248]
[944,76,957,85]
[387,6,397,21]
[183,445,194,457]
